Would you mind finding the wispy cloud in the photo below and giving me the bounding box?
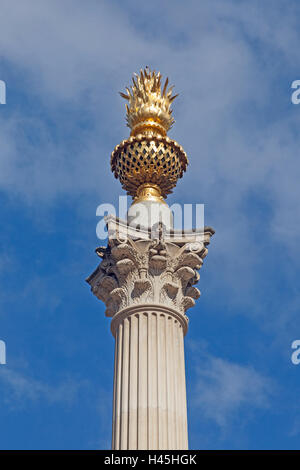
[0,367,83,407]
[0,0,299,449]
[190,347,273,429]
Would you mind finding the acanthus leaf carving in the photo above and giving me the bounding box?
[131,279,152,303]
[87,231,212,317]
[181,297,195,312]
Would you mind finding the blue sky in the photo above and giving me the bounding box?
[0,0,300,449]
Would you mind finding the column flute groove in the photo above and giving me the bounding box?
[109,307,190,449]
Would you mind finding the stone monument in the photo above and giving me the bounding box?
[87,68,214,450]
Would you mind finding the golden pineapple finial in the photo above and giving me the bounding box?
[119,67,178,137]
[111,67,188,203]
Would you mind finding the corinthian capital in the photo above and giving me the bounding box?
[86,217,214,323]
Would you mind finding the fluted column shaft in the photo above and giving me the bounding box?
[87,224,214,450]
[111,305,188,450]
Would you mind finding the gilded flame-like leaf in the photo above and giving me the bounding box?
[119,67,178,135]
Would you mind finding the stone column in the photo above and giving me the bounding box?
[111,305,188,450]
[87,218,214,450]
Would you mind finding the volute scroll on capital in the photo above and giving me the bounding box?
[86,231,211,319]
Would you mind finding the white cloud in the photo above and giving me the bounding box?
[0,367,81,406]
[0,0,295,209]
[191,349,273,428]
[0,0,299,340]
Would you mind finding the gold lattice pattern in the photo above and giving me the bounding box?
[111,136,188,198]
